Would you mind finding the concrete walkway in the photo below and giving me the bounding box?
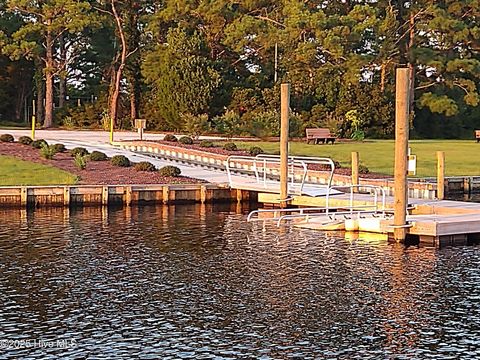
[0,129,248,184]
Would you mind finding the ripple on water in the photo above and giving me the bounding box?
[0,204,479,359]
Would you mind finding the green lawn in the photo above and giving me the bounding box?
[233,140,480,177]
[0,156,78,186]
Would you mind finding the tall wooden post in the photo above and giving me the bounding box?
[437,151,445,200]
[351,151,359,191]
[394,68,410,242]
[280,83,290,208]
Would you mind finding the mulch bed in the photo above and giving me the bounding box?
[0,142,204,185]
[150,140,252,157]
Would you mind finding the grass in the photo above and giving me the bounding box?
[0,155,78,186]
[0,120,29,129]
[232,140,480,177]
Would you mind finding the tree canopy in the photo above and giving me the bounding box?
[1,0,480,138]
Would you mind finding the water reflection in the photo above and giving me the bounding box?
[0,204,479,359]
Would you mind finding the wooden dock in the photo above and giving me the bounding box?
[256,191,480,248]
[0,184,256,208]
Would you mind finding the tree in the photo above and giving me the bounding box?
[0,0,34,122]
[5,0,97,127]
[143,27,221,130]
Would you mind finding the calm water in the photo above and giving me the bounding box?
[0,204,479,359]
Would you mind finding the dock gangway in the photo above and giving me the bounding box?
[247,185,388,228]
[226,154,336,197]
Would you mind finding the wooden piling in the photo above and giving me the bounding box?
[162,186,170,204]
[102,186,109,205]
[20,187,28,207]
[351,151,359,191]
[125,186,132,206]
[437,151,445,200]
[63,187,70,206]
[280,83,290,208]
[393,68,410,242]
[200,185,207,203]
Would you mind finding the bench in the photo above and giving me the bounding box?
[476,130,480,142]
[306,128,336,144]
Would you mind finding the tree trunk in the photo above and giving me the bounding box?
[408,12,415,114]
[380,62,386,93]
[109,0,128,125]
[44,29,54,128]
[34,57,45,125]
[130,85,138,120]
[59,34,67,108]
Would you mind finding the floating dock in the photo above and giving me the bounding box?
[253,191,480,248]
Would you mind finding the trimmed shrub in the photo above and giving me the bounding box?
[249,146,264,156]
[70,147,89,157]
[179,136,193,145]
[111,155,130,167]
[40,143,57,160]
[199,140,214,148]
[359,164,370,174]
[134,161,156,172]
[163,134,178,142]
[31,139,48,149]
[89,151,107,161]
[223,142,237,151]
[74,154,87,170]
[52,143,66,153]
[18,136,33,145]
[0,134,14,143]
[159,165,181,177]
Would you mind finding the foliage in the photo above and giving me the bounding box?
[179,136,194,145]
[100,111,111,131]
[70,147,89,157]
[40,143,58,160]
[134,161,156,172]
[18,136,33,145]
[111,155,130,167]
[3,0,480,139]
[52,143,66,153]
[212,110,243,138]
[0,134,14,142]
[143,27,221,130]
[62,116,76,129]
[163,134,177,142]
[181,113,210,139]
[223,142,237,151]
[159,165,181,177]
[89,151,107,161]
[358,164,370,174]
[31,139,47,149]
[199,140,214,148]
[73,153,87,170]
[249,146,264,156]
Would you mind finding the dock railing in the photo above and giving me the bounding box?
[226,154,336,196]
[247,184,387,227]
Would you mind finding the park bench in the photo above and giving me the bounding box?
[476,130,480,142]
[305,128,336,144]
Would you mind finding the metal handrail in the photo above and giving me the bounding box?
[247,184,388,228]
[256,155,335,188]
[276,209,388,227]
[226,155,308,194]
[325,185,386,218]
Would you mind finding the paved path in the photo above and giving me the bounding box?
[0,129,244,183]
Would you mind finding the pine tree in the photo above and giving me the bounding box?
[5,0,98,127]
